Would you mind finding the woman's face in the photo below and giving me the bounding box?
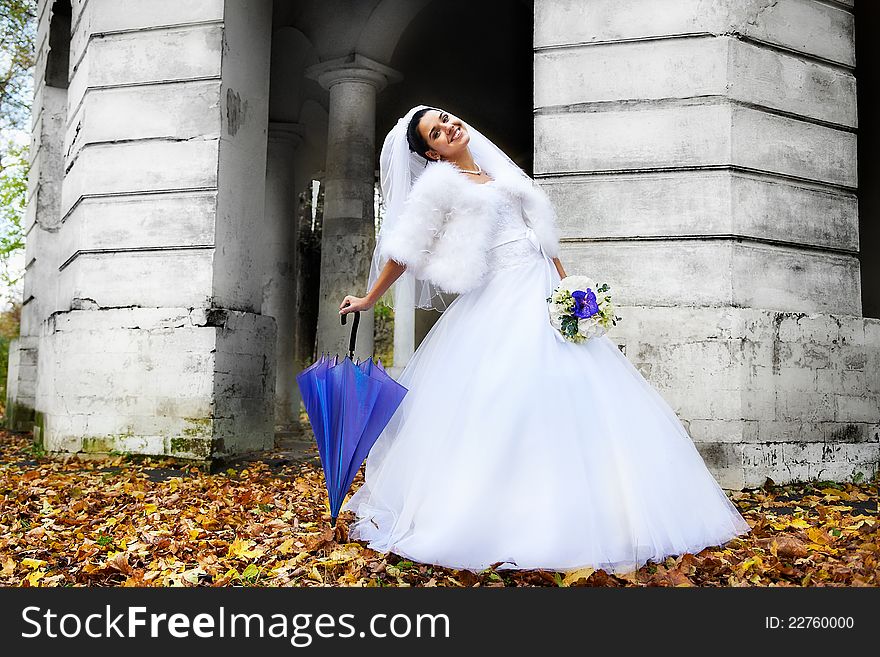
[417,109,470,162]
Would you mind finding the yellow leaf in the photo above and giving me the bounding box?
[561,567,595,586]
[806,527,832,545]
[227,537,264,560]
[308,567,323,583]
[26,570,45,587]
[789,518,811,529]
[848,515,875,527]
[21,558,47,570]
[819,487,851,501]
[739,556,764,574]
[189,529,202,541]
[277,538,296,555]
[1,557,15,576]
[144,503,158,514]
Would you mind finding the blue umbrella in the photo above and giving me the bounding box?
[296,311,408,526]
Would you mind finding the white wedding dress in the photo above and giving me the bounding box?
[343,180,751,574]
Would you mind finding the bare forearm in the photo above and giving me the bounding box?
[366,259,407,303]
[552,257,567,279]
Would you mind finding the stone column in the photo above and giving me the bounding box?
[263,122,304,432]
[305,54,401,360]
[389,273,415,378]
[6,0,69,431]
[534,0,878,489]
[30,0,277,461]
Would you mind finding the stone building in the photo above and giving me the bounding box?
[5,0,878,488]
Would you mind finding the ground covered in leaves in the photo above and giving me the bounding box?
[0,430,877,587]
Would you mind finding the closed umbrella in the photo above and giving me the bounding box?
[296,311,408,526]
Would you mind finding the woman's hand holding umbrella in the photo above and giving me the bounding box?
[339,294,372,316]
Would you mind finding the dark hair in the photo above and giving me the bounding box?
[406,107,439,162]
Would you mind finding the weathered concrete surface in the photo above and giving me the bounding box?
[7,1,69,431]
[535,0,855,67]
[545,171,858,253]
[535,104,857,187]
[33,308,275,460]
[13,0,278,461]
[561,240,860,315]
[536,36,856,128]
[212,0,273,313]
[534,0,873,488]
[262,123,304,431]
[4,337,38,432]
[64,80,222,166]
[610,307,879,490]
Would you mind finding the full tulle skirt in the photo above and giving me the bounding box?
[342,250,751,574]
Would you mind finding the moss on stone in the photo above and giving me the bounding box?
[32,411,45,449]
[81,436,115,454]
[80,426,136,454]
[181,416,213,438]
[169,436,213,459]
[7,400,36,433]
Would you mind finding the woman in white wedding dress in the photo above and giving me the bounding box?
[337,105,751,575]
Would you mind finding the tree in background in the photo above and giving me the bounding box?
[0,0,36,134]
[0,139,26,292]
[0,0,36,418]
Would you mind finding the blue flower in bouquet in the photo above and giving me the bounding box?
[571,288,599,319]
[546,275,622,344]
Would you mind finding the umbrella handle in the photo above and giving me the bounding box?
[339,310,360,360]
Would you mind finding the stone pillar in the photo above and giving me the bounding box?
[6,0,70,431]
[29,0,277,462]
[305,54,401,360]
[263,122,304,432]
[535,0,878,488]
[389,274,415,377]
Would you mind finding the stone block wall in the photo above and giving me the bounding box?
[17,0,278,463]
[534,0,877,487]
[612,308,879,489]
[33,307,275,459]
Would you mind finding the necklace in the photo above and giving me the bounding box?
[456,162,482,175]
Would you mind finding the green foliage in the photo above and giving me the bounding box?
[0,139,27,292]
[0,0,38,134]
[372,301,394,366]
[26,437,44,458]
[0,1,36,410]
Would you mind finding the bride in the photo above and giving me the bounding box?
[337,104,751,575]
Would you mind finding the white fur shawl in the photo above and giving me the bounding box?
[379,160,560,295]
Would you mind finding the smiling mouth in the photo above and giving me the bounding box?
[450,126,462,143]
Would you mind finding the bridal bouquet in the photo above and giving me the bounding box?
[546,276,621,344]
